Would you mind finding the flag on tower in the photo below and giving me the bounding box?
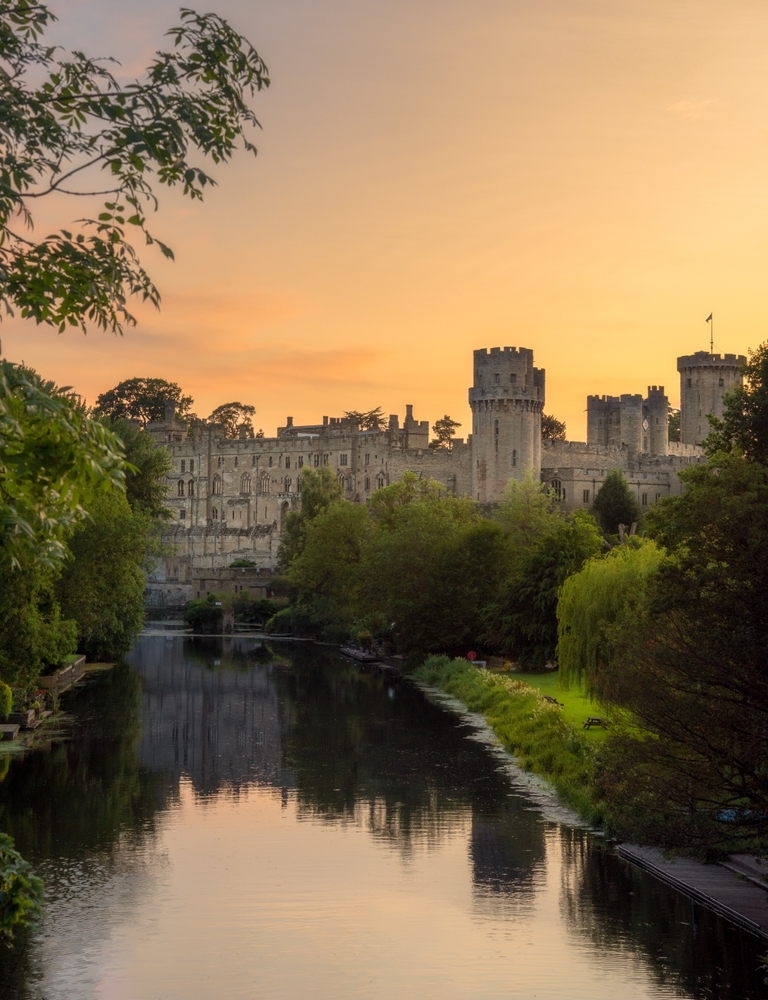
[706,313,713,322]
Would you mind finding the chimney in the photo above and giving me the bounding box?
[286,416,293,428]
[164,398,176,424]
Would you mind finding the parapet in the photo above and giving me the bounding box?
[471,345,545,402]
[677,351,746,370]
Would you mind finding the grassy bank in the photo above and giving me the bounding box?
[414,655,606,824]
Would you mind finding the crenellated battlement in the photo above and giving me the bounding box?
[677,352,746,369]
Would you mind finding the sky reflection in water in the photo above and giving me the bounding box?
[0,636,762,999]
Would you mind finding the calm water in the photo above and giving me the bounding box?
[0,635,763,999]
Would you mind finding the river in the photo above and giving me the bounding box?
[0,634,762,998]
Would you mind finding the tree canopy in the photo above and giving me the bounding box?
[591,469,641,535]
[343,407,385,431]
[704,343,765,462]
[94,377,193,427]
[208,401,256,438]
[429,415,461,451]
[541,414,566,440]
[0,2,267,333]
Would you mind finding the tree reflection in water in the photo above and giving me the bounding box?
[559,828,766,1000]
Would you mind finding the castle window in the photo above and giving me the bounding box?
[656,493,662,502]
[314,454,320,467]
[340,453,348,466]
[641,493,648,506]
[179,509,185,519]
[234,456,238,467]
[347,476,353,491]
[285,456,291,469]
[285,478,292,492]
[241,474,251,493]
[297,477,302,493]
[260,474,270,493]
[365,453,370,465]
[177,480,185,497]
[212,507,218,520]
[583,489,590,504]
[550,479,564,501]
[512,449,516,468]
[377,475,385,489]
[218,456,222,468]
[494,419,499,453]
[324,454,329,466]
[252,455,257,466]
[687,378,691,388]
[510,373,516,384]
[718,378,724,387]
[298,456,304,468]
[365,476,370,491]
[494,373,500,384]
[188,480,194,497]
[181,460,185,473]
[268,456,273,468]
[212,474,222,495]
[190,460,194,472]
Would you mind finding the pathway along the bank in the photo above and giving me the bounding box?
[619,844,768,940]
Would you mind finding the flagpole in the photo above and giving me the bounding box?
[710,313,713,353]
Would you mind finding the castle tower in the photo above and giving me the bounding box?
[677,352,745,445]
[469,347,545,503]
[645,386,669,456]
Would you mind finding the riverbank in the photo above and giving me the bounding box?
[413,655,606,824]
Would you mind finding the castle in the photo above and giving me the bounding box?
[146,346,744,609]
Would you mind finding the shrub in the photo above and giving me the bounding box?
[183,598,224,634]
[0,684,11,722]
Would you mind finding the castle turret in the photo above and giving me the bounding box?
[646,386,668,456]
[677,352,745,445]
[469,346,545,503]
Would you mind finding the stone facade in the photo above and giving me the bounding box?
[145,345,741,609]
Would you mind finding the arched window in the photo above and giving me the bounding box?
[512,449,517,468]
[211,507,218,520]
[365,476,370,492]
[285,456,291,469]
[377,475,385,489]
[187,480,194,497]
[241,474,251,494]
[285,477,292,493]
[280,500,289,523]
[260,474,270,494]
[212,474,222,495]
[177,480,184,497]
[550,479,565,501]
[298,455,304,468]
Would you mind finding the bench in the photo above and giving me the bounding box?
[583,716,608,729]
[542,695,563,707]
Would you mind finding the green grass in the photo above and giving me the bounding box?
[414,655,607,825]
[512,671,609,741]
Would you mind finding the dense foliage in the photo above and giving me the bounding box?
[591,469,641,535]
[94,379,193,428]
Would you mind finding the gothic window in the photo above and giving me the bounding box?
[297,477,302,493]
[298,456,304,468]
[188,480,194,497]
[217,456,222,468]
[314,454,320,467]
[641,493,648,506]
[241,474,251,493]
[212,474,222,495]
[285,456,291,469]
[346,476,353,491]
[582,489,590,504]
[190,460,194,473]
[181,460,186,473]
[550,479,564,501]
[323,454,329,466]
[365,476,370,491]
[365,453,370,465]
[377,475,385,489]
[268,456,273,468]
[177,480,185,497]
[285,478,292,492]
[339,454,348,466]
[212,507,218,520]
[512,449,517,468]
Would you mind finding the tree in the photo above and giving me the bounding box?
[493,472,562,549]
[0,361,125,568]
[704,342,766,462]
[343,407,385,431]
[592,469,641,535]
[667,407,680,443]
[0,3,268,333]
[57,488,152,659]
[429,415,461,451]
[101,418,172,517]
[277,467,344,569]
[208,401,256,438]
[541,414,566,440]
[94,378,193,427]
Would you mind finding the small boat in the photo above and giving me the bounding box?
[340,645,379,663]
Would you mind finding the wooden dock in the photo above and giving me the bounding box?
[618,843,768,940]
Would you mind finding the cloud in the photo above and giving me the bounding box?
[666,99,724,121]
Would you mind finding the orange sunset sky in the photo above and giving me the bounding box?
[2,0,767,439]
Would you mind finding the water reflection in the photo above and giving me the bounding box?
[0,635,761,998]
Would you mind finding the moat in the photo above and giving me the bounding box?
[0,635,762,999]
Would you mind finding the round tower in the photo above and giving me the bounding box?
[646,386,669,456]
[677,352,745,445]
[469,347,545,504]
